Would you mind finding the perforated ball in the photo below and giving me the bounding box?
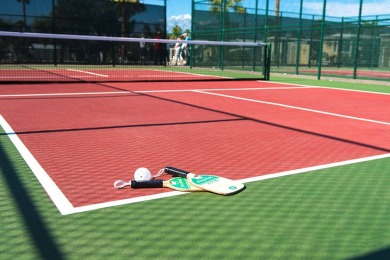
[134,167,152,181]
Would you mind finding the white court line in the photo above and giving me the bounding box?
[0,91,130,98]
[264,80,390,96]
[0,114,74,215]
[194,90,390,126]
[150,69,230,78]
[240,153,390,183]
[66,69,108,77]
[136,86,315,93]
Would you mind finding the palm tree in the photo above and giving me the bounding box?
[208,0,245,13]
[112,0,144,37]
[207,0,245,40]
[111,0,145,62]
[274,0,281,66]
[275,0,280,17]
[17,0,31,30]
[170,25,182,39]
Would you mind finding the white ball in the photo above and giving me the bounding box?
[134,167,151,181]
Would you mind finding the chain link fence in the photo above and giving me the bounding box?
[192,0,390,82]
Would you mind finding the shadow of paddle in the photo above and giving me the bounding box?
[0,138,65,259]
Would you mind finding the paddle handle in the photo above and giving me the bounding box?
[131,180,163,188]
[164,166,190,178]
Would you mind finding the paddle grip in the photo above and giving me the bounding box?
[131,180,163,188]
[164,166,190,178]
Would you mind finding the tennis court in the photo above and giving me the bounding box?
[1,77,390,210]
[1,74,390,258]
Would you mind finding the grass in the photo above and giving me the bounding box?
[271,75,390,93]
[1,76,390,259]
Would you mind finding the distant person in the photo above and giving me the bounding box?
[181,33,191,64]
[173,35,183,65]
[153,31,165,65]
[139,33,146,65]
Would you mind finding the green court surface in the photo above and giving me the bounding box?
[1,77,389,259]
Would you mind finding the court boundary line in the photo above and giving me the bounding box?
[0,114,74,215]
[136,86,315,93]
[0,86,313,98]
[150,68,231,79]
[66,69,108,77]
[0,91,130,98]
[194,90,390,126]
[264,80,390,96]
[4,81,387,98]
[1,112,390,215]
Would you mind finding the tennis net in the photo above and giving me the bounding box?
[0,31,270,83]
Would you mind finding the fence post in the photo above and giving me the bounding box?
[52,0,57,66]
[264,0,269,43]
[337,17,344,68]
[369,16,379,69]
[295,0,304,74]
[251,2,257,71]
[317,0,327,80]
[353,0,364,79]
[308,15,314,68]
[190,0,194,68]
[219,0,226,70]
[276,12,283,68]
[263,0,269,76]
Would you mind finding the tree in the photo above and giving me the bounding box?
[170,25,182,39]
[275,0,280,17]
[274,0,281,66]
[208,0,245,13]
[112,0,145,38]
[207,0,245,40]
[17,0,31,30]
[54,0,115,35]
[111,0,145,61]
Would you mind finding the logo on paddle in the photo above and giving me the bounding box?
[191,175,219,185]
[169,178,191,189]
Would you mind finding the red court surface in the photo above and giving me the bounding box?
[0,80,389,213]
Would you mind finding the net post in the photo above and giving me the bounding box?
[317,0,327,80]
[265,44,271,80]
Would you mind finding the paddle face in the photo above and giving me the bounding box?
[164,167,245,195]
[166,177,204,192]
